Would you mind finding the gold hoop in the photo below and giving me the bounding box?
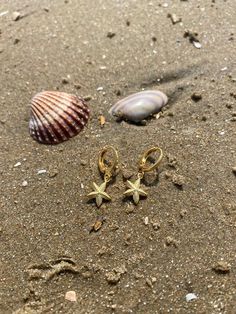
[98,146,119,182]
[138,146,163,174]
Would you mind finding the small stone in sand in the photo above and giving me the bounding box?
[12,11,21,21]
[186,293,198,302]
[37,169,47,175]
[172,173,185,187]
[65,290,77,302]
[166,236,178,247]
[84,95,92,101]
[107,31,116,39]
[22,180,28,187]
[62,77,69,84]
[74,83,81,89]
[13,38,20,45]
[191,92,202,102]
[167,13,182,24]
[184,30,201,48]
[106,271,121,284]
[14,162,21,168]
[212,261,231,274]
[232,167,236,175]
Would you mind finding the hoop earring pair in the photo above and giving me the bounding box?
[87,146,163,207]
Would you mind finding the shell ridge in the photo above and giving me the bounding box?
[31,101,63,143]
[35,95,83,135]
[31,106,53,143]
[32,99,68,142]
[42,93,89,123]
[34,98,74,140]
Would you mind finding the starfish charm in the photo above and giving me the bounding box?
[87,181,111,207]
[124,177,147,205]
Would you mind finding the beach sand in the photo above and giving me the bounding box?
[0,0,236,313]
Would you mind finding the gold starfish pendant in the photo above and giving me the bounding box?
[124,177,147,205]
[87,181,111,207]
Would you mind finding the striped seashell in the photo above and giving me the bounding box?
[109,90,168,123]
[29,91,90,144]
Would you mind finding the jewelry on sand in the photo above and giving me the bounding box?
[87,146,119,207]
[124,146,163,205]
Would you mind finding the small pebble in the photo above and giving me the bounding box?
[22,180,28,187]
[99,115,106,128]
[180,209,187,217]
[110,304,117,309]
[166,236,178,247]
[167,13,181,24]
[0,11,8,17]
[191,93,202,102]
[107,31,116,39]
[186,293,198,302]
[184,30,201,48]
[232,167,236,175]
[221,67,228,72]
[152,221,160,230]
[172,173,185,187]
[84,95,92,101]
[90,216,105,233]
[193,41,202,49]
[106,272,121,284]
[13,38,20,45]
[80,160,87,166]
[97,86,103,91]
[143,217,149,225]
[14,162,21,168]
[37,169,47,175]
[48,169,58,178]
[61,77,69,84]
[146,278,153,288]
[65,290,77,302]
[12,11,21,21]
[74,83,81,89]
[151,277,157,283]
[212,261,231,274]
[114,89,121,96]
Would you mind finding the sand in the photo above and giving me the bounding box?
[0,0,236,313]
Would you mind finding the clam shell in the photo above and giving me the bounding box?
[29,91,90,144]
[109,90,168,122]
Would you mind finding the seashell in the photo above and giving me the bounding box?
[29,91,90,144]
[109,90,168,123]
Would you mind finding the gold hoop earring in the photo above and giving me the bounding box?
[124,146,163,205]
[87,146,119,207]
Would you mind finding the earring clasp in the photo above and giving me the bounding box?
[98,146,119,182]
[138,146,163,176]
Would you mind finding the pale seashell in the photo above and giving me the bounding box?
[109,90,168,122]
[29,91,90,144]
